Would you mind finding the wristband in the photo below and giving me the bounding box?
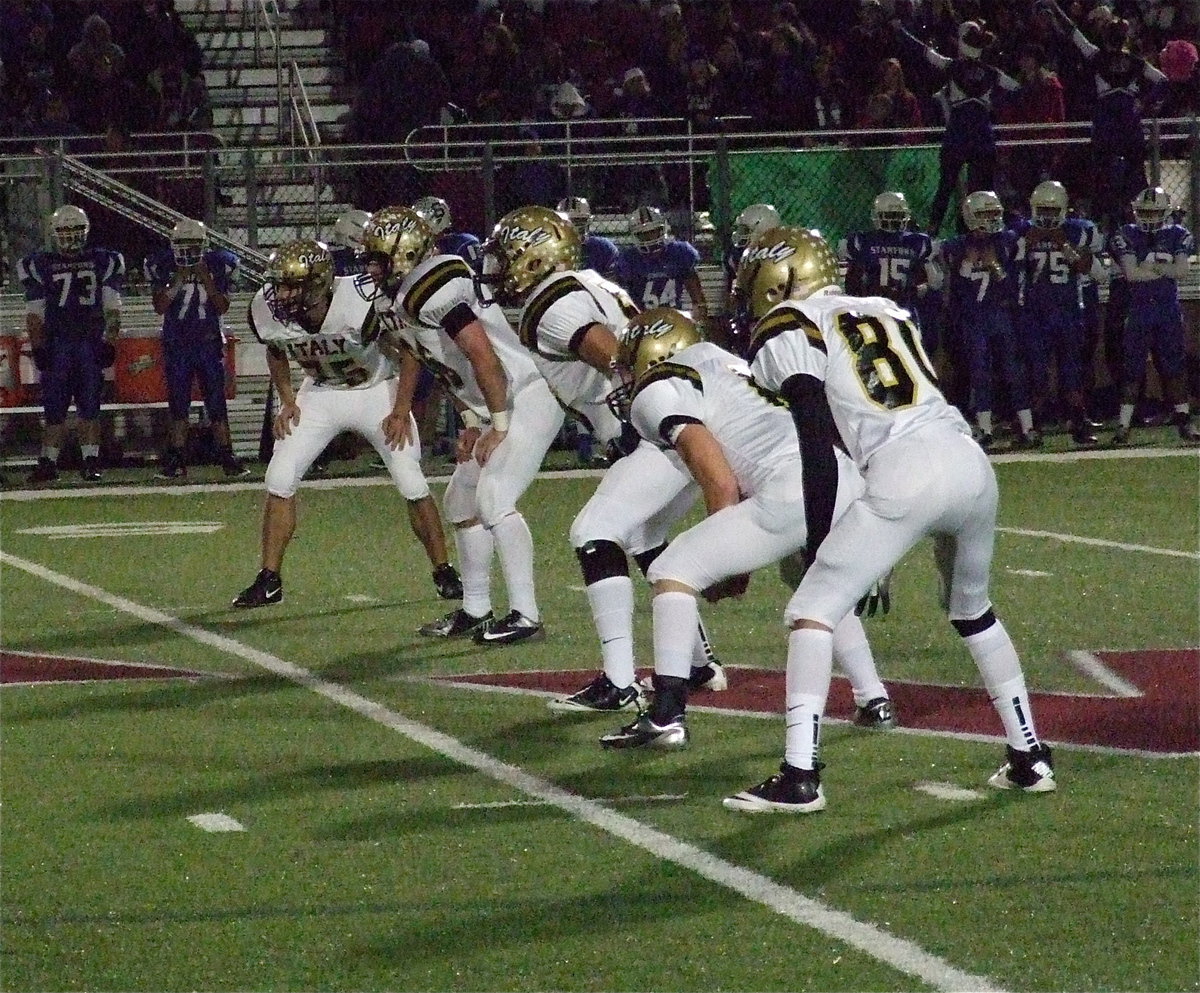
[490,410,510,432]
[460,409,482,430]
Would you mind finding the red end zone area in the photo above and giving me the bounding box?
[439,649,1199,755]
[0,651,216,685]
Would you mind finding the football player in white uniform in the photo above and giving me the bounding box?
[361,206,563,645]
[486,206,728,713]
[232,240,457,608]
[725,227,1054,813]
[598,309,894,750]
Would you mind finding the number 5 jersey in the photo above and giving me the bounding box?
[248,275,393,389]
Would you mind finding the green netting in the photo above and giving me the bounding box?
[709,144,942,258]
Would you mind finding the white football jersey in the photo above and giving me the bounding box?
[249,276,393,389]
[630,341,798,496]
[748,289,969,467]
[377,254,540,419]
[517,269,639,441]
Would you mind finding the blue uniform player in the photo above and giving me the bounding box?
[558,196,620,280]
[1015,181,1099,445]
[413,196,483,271]
[328,208,371,277]
[940,190,1038,448]
[617,206,709,322]
[1107,187,1199,444]
[723,203,781,357]
[144,218,246,478]
[18,205,124,483]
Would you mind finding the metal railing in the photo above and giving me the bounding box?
[253,0,285,142]
[287,59,324,227]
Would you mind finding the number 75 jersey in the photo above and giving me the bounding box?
[748,291,970,468]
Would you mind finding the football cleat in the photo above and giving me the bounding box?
[418,608,492,638]
[473,610,545,645]
[853,697,896,730]
[232,569,282,608]
[1110,425,1132,446]
[639,661,727,695]
[1012,428,1042,450]
[977,431,995,451]
[156,449,186,479]
[80,456,103,481]
[599,712,688,750]
[221,456,250,478]
[1070,423,1098,447]
[29,457,58,483]
[723,762,826,813]
[1173,415,1200,443]
[549,673,642,713]
[432,563,463,600]
[987,743,1056,793]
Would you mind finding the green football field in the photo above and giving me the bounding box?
[1,444,1197,992]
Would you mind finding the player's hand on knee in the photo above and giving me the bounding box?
[473,426,506,466]
[855,569,893,617]
[456,427,481,463]
[702,573,750,603]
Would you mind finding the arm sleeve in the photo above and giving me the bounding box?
[779,372,838,561]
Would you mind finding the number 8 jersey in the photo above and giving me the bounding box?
[248,275,393,389]
[749,288,970,468]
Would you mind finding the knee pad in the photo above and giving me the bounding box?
[633,543,667,577]
[575,540,630,585]
[952,609,996,638]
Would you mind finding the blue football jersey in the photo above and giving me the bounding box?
[941,230,1019,314]
[437,231,483,271]
[842,229,933,307]
[17,247,125,336]
[617,239,701,310]
[144,247,238,339]
[330,246,365,277]
[1109,223,1193,314]
[1017,218,1092,313]
[582,235,620,280]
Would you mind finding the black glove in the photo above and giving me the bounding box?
[855,570,893,618]
[98,340,117,368]
[31,346,50,372]
[702,573,750,603]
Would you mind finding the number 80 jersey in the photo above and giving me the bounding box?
[748,290,970,468]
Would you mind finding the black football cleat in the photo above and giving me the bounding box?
[473,610,545,645]
[29,457,58,483]
[549,673,642,713]
[418,607,492,638]
[232,569,283,608]
[222,456,250,477]
[723,762,826,813]
[157,449,186,479]
[432,563,463,600]
[987,743,1056,792]
[80,456,103,481]
[599,712,688,750]
[853,696,897,729]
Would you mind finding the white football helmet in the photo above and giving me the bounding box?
[962,190,1005,234]
[557,196,592,236]
[170,217,209,267]
[331,208,371,250]
[1132,186,1170,232]
[872,191,911,232]
[628,205,669,253]
[732,203,782,247]
[412,196,451,235]
[50,205,89,253]
[1029,181,1068,227]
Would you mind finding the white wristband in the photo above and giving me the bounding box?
[490,410,510,432]
[460,409,482,430]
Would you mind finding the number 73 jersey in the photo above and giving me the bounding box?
[749,291,970,468]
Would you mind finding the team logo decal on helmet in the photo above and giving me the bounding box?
[736,227,841,321]
[607,307,702,420]
[358,205,436,299]
[263,239,334,323]
[485,205,581,306]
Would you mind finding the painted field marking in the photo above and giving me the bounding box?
[16,522,223,539]
[454,793,688,811]
[187,813,245,833]
[1005,568,1052,577]
[1065,650,1143,698]
[0,550,1006,993]
[997,527,1198,560]
[915,782,985,802]
[344,594,379,604]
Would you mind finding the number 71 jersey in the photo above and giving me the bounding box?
[748,291,970,468]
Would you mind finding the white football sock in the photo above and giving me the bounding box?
[455,524,494,618]
[652,591,699,680]
[586,575,636,688]
[490,512,538,621]
[784,627,834,770]
[832,612,887,706]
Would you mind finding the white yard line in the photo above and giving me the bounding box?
[1064,650,1144,698]
[1,549,1005,993]
[997,527,1199,560]
[187,813,246,833]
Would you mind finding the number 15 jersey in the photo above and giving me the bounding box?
[749,289,970,468]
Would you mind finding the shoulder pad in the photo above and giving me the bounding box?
[403,256,473,317]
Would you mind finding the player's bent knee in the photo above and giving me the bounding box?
[575,540,629,584]
[264,461,300,498]
[951,609,997,638]
[633,543,667,576]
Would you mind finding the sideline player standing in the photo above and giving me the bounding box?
[144,218,247,478]
[231,240,457,608]
[19,205,124,483]
[727,227,1054,812]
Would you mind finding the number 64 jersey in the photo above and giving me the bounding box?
[248,276,393,390]
[748,289,971,468]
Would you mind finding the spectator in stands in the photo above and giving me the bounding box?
[684,51,724,131]
[147,51,213,132]
[14,88,81,142]
[497,126,565,214]
[112,0,203,92]
[761,22,819,132]
[810,44,850,133]
[459,21,526,123]
[607,68,669,210]
[145,218,247,479]
[1001,43,1066,203]
[711,37,754,119]
[842,1,900,122]
[66,13,131,131]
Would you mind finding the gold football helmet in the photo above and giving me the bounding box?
[486,205,581,306]
[607,307,702,420]
[735,226,841,321]
[264,239,334,322]
[360,206,435,296]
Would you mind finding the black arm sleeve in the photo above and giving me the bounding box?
[779,373,838,563]
[440,302,477,339]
